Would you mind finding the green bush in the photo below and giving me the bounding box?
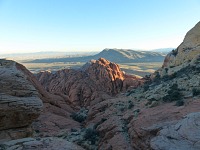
[163,84,182,102]
[192,88,200,96]
[143,84,149,92]
[175,100,184,106]
[70,112,86,123]
[172,49,178,56]
[70,108,88,123]
[84,128,99,145]
[128,101,134,109]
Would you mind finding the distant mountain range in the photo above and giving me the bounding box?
[0,51,98,61]
[150,48,174,54]
[27,48,170,63]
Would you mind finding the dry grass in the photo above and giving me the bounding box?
[118,62,163,77]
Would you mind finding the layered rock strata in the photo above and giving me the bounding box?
[0,59,43,142]
[36,58,142,107]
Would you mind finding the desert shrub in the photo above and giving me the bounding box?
[169,66,175,68]
[148,98,157,102]
[143,84,149,92]
[175,100,184,106]
[70,112,86,123]
[170,83,178,90]
[154,71,161,79]
[162,75,170,81]
[165,68,169,73]
[0,145,6,150]
[163,90,182,102]
[128,101,134,109]
[172,49,178,56]
[152,71,162,85]
[192,88,200,96]
[70,108,88,123]
[163,84,182,102]
[169,72,177,79]
[84,128,99,145]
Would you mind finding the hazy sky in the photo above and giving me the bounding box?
[0,0,200,54]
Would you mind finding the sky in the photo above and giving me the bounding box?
[0,0,200,54]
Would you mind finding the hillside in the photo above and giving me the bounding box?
[27,49,165,63]
[1,22,200,150]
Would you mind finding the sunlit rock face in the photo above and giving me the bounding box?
[36,58,142,106]
[144,22,200,101]
[162,21,200,70]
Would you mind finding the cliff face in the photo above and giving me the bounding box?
[0,59,83,149]
[36,58,142,107]
[162,21,200,72]
[140,22,200,101]
[0,59,43,142]
[124,22,200,149]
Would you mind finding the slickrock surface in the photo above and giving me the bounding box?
[0,137,84,150]
[0,59,43,142]
[150,112,200,150]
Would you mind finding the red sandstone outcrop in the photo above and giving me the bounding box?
[16,61,82,139]
[0,59,81,144]
[36,58,142,107]
[1,21,200,150]
[85,95,200,150]
[0,59,43,142]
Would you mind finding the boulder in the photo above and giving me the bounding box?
[150,112,200,150]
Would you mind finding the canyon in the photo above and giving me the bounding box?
[0,21,200,150]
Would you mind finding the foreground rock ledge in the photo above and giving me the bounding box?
[0,59,43,138]
[0,137,84,150]
[150,112,200,150]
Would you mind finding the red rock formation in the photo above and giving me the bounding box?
[16,62,81,139]
[36,58,142,107]
[2,22,200,150]
[0,59,43,142]
[0,59,80,143]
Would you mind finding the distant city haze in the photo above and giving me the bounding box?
[0,0,200,54]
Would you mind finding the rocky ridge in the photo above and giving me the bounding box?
[124,21,200,149]
[28,49,165,63]
[0,21,200,150]
[36,58,142,107]
[130,21,200,103]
